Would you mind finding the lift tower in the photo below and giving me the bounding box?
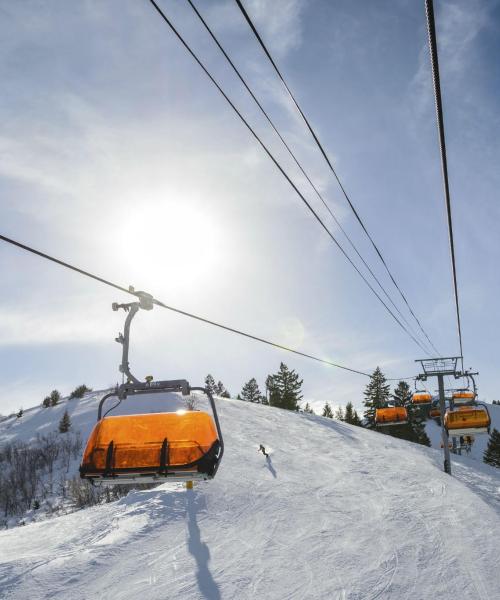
[415,357,461,475]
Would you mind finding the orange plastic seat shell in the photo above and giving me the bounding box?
[412,393,432,404]
[452,391,475,401]
[81,411,218,473]
[444,407,490,431]
[375,406,408,424]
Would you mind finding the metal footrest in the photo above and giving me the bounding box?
[90,471,209,487]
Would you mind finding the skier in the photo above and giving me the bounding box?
[259,444,268,457]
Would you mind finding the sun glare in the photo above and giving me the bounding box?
[114,199,223,291]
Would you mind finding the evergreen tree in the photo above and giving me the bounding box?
[407,403,431,446]
[50,390,61,406]
[483,428,500,468]
[302,402,314,414]
[334,406,344,421]
[215,381,228,397]
[239,378,264,403]
[363,367,390,428]
[70,385,92,400]
[268,363,303,411]
[265,374,277,405]
[322,402,333,418]
[59,410,71,433]
[42,396,51,408]
[344,401,362,426]
[392,381,412,407]
[220,390,231,399]
[204,374,216,395]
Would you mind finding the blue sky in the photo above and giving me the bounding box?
[1,0,499,415]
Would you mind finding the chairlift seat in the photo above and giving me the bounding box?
[80,411,221,485]
[444,406,490,436]
[375,406,408,426]
[412,392,432,405]
[452,391,475,405]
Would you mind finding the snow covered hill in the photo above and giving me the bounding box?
[426,402,500,463]
[1,391,500,599]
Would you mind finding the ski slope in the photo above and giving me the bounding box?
[1,392,500,599]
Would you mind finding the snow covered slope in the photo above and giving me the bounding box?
[1,393,500,599]
[426,402,500,463]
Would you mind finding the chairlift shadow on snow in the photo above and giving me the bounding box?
[186,489,221,600]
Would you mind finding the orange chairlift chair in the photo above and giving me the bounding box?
[429,400,441,419]
[80,290,224,486]
[451,390,476,405]
[411,391,432,406]
[444,404,491,437]
[375,406,408,427]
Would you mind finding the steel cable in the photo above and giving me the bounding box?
[146,0,431,354]
[424,0,464,369]
[233,0,440,356]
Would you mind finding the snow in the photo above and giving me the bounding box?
[1,392,500,599]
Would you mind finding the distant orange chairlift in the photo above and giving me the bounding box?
[411,391,432,406]
[375,406,408,427]
[80,291,224,487]
[429,400,441,419]
[451,390,476,405]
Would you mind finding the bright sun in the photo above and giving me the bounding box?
[113,198,223,292]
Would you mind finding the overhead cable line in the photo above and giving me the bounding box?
[424,0,464,369]
[233,0,440,356]
[0,233,374,377]
[146,0,430,355]
[186,0,433,355]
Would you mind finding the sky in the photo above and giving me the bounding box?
[1,0,499,415]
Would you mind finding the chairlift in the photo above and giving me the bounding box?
[375,406,408,427]
[451,390,476,405]
[429,398,444,419]
[80,290,224,487]
[444,404,491,437]
[412,391,432,406]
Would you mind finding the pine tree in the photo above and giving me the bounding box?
[334,406,344,421]
[239,378,264,403]
[344,402,362,426]
[215,381,228,397]
[42,396,51,408]
[265,374,277,405]
[302,402,314,414]
[322,402,333,418]
[363,367,390,428]
[50,390,61,406]
[392,381,412,407]
[70,385,92,400]
[268,363,303,411]
[408,403,431,446]
[483,429,500,468]
[59,410,71,433]
[204,374,216,395]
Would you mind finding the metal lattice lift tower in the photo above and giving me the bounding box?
[415,357,461,475]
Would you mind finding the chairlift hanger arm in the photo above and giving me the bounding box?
[112,289,155,385]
